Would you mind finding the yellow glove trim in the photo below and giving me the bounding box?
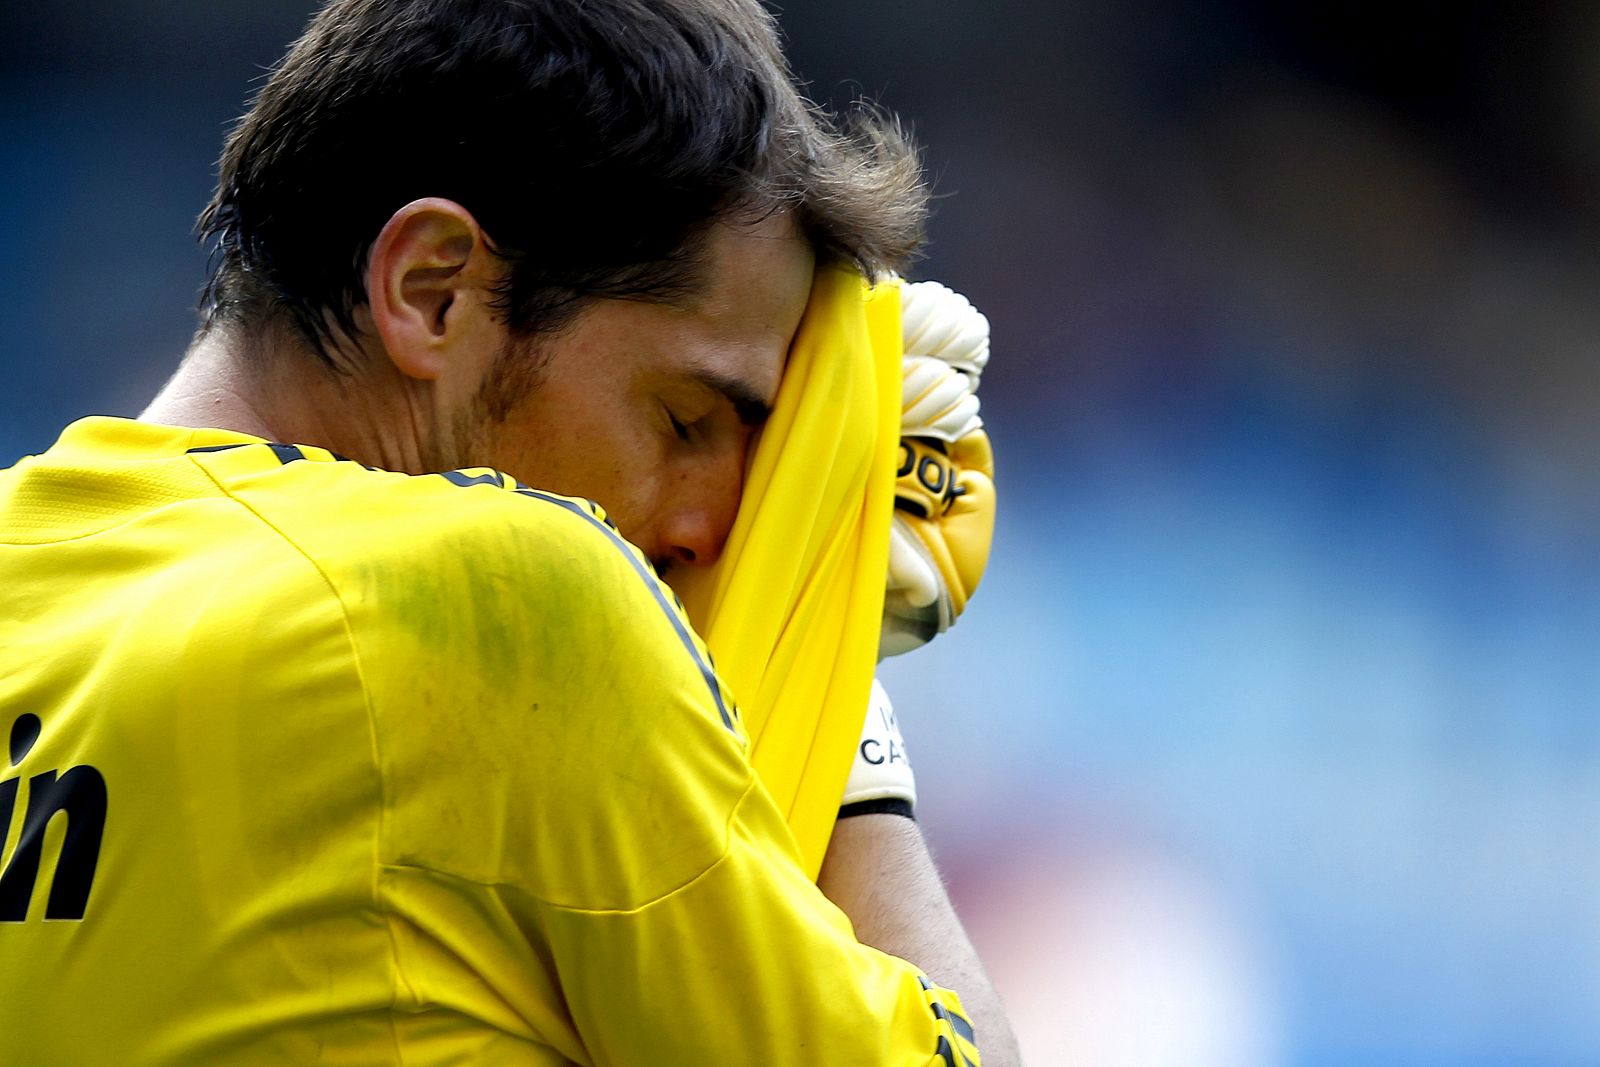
[891,429,996,622]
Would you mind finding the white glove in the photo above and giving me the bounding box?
[902,280,990,390]
[881,280,996,659]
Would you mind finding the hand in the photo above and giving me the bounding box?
[880,281,997,659]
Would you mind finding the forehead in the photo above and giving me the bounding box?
[674,211,815,395]
[694,210,814,305]
[539,211,814,411]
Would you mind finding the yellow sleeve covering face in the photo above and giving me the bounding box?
[674,267,902,878]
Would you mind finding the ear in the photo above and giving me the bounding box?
[365,198,494,382]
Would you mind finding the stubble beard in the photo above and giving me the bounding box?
[444,330,551,477]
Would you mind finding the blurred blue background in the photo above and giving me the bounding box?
[4,2,1599,1063]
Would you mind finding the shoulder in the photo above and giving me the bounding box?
[187,441,607,570]
[188,443,748,903]
[187,438,735,729]
[188,442,666,627]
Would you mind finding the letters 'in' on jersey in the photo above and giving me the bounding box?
[0,417,977,1067]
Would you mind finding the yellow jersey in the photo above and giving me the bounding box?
[0,417,979,1066]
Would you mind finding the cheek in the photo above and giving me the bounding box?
[602,439,678,544]
[541,424,666,543]
[473,376,674,548]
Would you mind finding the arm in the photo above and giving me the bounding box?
[840,278,1020,1060]
[820,814,1023,1067]
[817,679,1022,1065]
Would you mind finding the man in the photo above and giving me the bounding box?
[0,0,1019,1063]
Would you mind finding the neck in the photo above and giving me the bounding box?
[141,324,440,474]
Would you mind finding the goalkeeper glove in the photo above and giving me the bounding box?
[880,281,996,658]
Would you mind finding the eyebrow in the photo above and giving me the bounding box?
[692,368,773,427]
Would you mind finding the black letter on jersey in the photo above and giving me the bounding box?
[0,714,108,922]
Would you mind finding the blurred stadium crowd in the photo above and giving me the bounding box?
[4,2,1597,1064]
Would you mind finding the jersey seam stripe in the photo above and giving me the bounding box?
[182,452,410,1030]
[931,1000,977,1046]
[919,975,978,1064]
[511,488,735,732]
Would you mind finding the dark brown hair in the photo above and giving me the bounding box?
[198,0,927,366]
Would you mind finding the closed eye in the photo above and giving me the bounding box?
[691,369,772,428]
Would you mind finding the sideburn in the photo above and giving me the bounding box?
[476,332,551,424]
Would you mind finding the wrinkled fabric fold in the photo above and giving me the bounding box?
[674,266,901,879]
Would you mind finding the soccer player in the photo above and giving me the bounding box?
[0,1,1020,1064]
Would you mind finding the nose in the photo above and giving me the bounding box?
[656,450,745,569]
